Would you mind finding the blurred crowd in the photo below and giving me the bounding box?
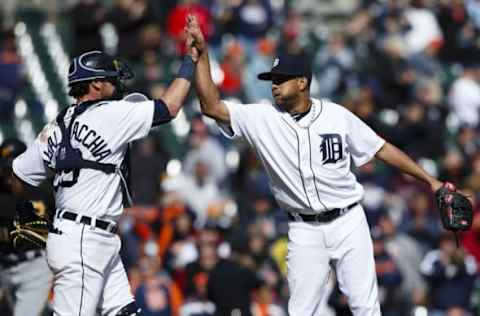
[3,0,480,315]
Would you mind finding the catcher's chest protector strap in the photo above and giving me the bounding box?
[55,102,116,174]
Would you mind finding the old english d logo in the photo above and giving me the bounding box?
[319,134,343,164]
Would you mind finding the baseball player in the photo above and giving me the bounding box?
[0,139,52,316]
[186,16,444,316]
[4,33,199,315]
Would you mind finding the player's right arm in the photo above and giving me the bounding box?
[150,17,203,121]
[158,59,195,119]
[187,15,230,124]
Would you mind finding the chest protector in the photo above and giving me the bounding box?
[54,101,132,205]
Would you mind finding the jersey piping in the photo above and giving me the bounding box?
[79,225,86,316]
[307,128,330,211]
[294,128,313,209]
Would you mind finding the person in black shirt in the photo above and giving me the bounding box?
[207,244,263,316]
[0,138,53,316]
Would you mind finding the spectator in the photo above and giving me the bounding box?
[466,0,480,30]
[183,115,227,185]
[461,189,480,267]
[371,230,403,316]
[439,149,468,186]
[156,184,196,261]
[159,207,198,272]
[251,285,286,316]
[0,30,24,137]
[179,241,218,316]
[69,0,106,55]
[179,272,215,316]
[130,136,168,205]
[243,193,285,241]
[448,62,480,128]
[244,38,276,102]
[107,0,155,59]
[135,256,183,316]
[166,0,213,56]
[246,232,282,289]
[231,0,274,57]
[276,10,308,59]
[218,39,246,100]
[400,191,441,252]
[313,32,356,99]
[420,232,477,315]
[207,247,263,316]
[403,1,443,57]
[233,147,271,203]
[463,153,480,191]
[456,126,480,161]
[183,242,219,297]
[378,212,427,315]
[436,0,471,63]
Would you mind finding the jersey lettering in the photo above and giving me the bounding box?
[44,130,60,162]
[319,133,343,164]
[69,121,112,161]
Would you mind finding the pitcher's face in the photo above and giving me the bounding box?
[271,75,300,108]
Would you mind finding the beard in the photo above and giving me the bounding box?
[107,79,127,100]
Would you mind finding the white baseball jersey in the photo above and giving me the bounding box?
[218,98,385,214]
[12,99,154,220]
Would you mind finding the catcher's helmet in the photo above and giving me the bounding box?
[0,138,27,160]
[68,51,134,86]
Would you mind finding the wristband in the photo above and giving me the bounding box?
[176,55,196,81]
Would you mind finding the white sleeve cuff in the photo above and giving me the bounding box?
[354,138,386,167]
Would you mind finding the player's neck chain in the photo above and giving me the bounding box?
[290,100,314,122]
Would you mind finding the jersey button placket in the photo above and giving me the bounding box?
[298,129,321,210]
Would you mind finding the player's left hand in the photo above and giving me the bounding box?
[186,14,206,54]
[435,182,473,232]
[185,24,199,63]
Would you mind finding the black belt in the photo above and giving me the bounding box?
[288,202,359,223]
[60,211,118,233]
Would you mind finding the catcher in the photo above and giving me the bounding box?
[0,138,52,316]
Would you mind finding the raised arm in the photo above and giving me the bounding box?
[375,142,443,192]
[157,18,199,119]
[160,58,195,118]
[186,15,230,123]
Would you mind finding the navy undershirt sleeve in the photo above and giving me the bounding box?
[152,99,173,126]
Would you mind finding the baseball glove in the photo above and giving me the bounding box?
[435,183,473,232]
[10,201,49,249]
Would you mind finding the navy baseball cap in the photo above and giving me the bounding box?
[257,54,312,81]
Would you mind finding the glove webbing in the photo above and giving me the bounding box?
[11,229,47,248]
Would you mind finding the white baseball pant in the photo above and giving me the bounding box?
[287,204,381,316]
[46,218,134,316]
